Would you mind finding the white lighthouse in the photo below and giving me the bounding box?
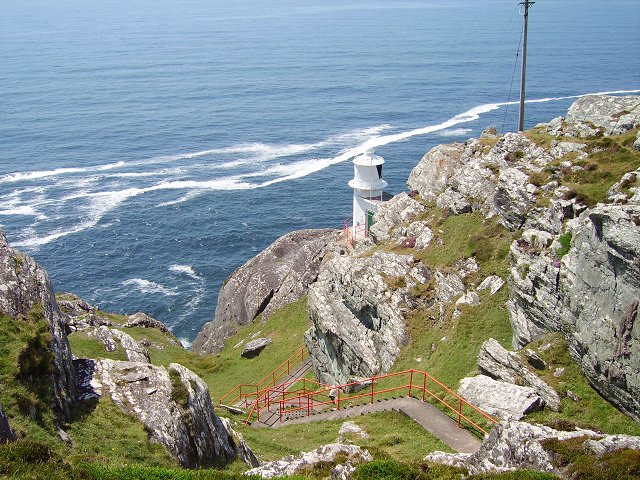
[347,148,388,243]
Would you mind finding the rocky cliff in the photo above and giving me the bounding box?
[193,228,340,354]
[301,94,640,423]
[0,231,76,421]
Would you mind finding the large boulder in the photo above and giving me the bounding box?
[193,229,340,354]
[75,358,254,468]
[478,339,560,411]
[0,230,76,421]
[508,204,640,421]
[458,375,542,420]
[305,252,430,385]
[425,421,640,476]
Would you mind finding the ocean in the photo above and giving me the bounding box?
[1,0,639,345]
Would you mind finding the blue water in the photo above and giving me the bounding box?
[1,0,639,344]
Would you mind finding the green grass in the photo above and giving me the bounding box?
[0,309,59,439]
[555,232,572,258]
[540,436,640,480]
[554,129,640,206]
[68,331,128,362]
[236,411,452,464]
[67,399,175,468]
[524,334,640,436]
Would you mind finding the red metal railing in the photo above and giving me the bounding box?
[246,368,498,437]
[343,218,369,246]
[219,346,307,408]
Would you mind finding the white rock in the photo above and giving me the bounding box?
[459,375,542,420]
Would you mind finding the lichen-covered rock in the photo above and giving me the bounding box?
[508,204,640,421]
[0,230,76,421]
[78,358,252,468]
[305,252,430,385]
[493,168,537,230]
[88,326,150,362]
[407,143,466,202]
[565,95,640,135]
[194,229,340,354]
[477,339,560,411]
[407,133,553,229]
[245,443,372,479]
[425,421,640,476]
[425,421,584,474]
[220,417,260,468]
[477,275,505,295]
[458,375,542,420]
[369,193,426,242]
[607,168,640,205]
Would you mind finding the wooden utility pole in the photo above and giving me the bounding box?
[518,1,534,132]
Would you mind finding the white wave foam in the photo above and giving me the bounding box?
[440,128,473,137]
[169,264,200,280]
[0,205,37,216]
[179,338,192,349]
[0,161,125,184]
[122,278,178,296]
[156,190,203,207]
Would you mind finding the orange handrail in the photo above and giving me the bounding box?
[247,368,498,436]
[219,346,307,407]
[343,218,369,246]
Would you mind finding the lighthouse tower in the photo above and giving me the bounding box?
[347,149,388,243]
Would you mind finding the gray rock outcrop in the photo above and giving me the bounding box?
[194,229,340,354]
[565,95,640,135]
[76,358,254,468]
[508,204,640,421]
[458,375,542,420]
[0,230,76,421]
[305,252,430,385]
[88,326,150,363]
[368,192,426,243]
[0,405,17,444]
[425,421,640,476]
[478,339,560,411]
[245,443,372,479]
[407,132,552,230]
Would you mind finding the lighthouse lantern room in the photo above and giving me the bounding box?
[347,148,388,243]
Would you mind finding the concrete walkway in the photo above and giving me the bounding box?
[267,396,482,454]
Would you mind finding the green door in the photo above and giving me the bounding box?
[366,210,375,232]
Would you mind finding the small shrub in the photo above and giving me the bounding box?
[169,370,189,409]
[569,448,640,480]
[354,459,419,480]
[540,436,589,467]
[555,232,572,258]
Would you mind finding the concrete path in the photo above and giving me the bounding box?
[267,396,482,454]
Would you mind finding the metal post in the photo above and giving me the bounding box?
[408,370,414,398]
[337,388,341,410]
[422,373,427,402]
[458,399,463,428]
[518,1,534,131]
[371,380,375,404]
